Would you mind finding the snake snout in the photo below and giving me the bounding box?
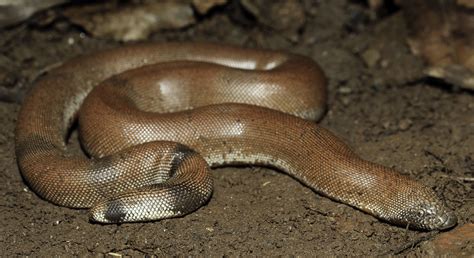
[403,200,457,231]
[437,211,458,230]
[423,209,457,231]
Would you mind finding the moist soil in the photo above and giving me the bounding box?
[0,0,472,256]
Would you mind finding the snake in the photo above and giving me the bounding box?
[15,42,457,230]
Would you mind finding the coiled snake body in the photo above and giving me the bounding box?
[15,42,456,230]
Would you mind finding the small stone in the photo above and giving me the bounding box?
[338,86,352,94]
[361,48,380,68]
[398,119,412,131]
[63,2,195,41]
[380,59,390,68]
[341,97,350,106]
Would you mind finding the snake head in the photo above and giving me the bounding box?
[398,201,457,231]
[347,161,459,231]
[386,184,458,231]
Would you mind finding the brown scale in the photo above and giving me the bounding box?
[15,42,456,230]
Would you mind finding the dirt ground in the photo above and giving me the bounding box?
[0,0,472,256]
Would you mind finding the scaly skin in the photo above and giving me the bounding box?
[15,42,456,230]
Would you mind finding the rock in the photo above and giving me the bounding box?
[241,0,305,38]
[0,0,67,28]
[311,47,364,84]
[402,0,474,89]
[419,223,474,256]
[63,1,195,41]
[192,0,228,14]
[359,13,425,86]
[425,65,474,91]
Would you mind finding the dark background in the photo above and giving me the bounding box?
[0,0,472,256]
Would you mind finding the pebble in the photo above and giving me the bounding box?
[398,119,412,131]
[361,48,380,68]
[338,86,352,94]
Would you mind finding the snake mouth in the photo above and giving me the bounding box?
[393,200,458,231]
[436,212,457,230]
[418,209,458,231]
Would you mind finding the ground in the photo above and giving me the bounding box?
[0,0,472,256]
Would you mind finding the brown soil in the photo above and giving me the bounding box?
[0,1,472,256]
